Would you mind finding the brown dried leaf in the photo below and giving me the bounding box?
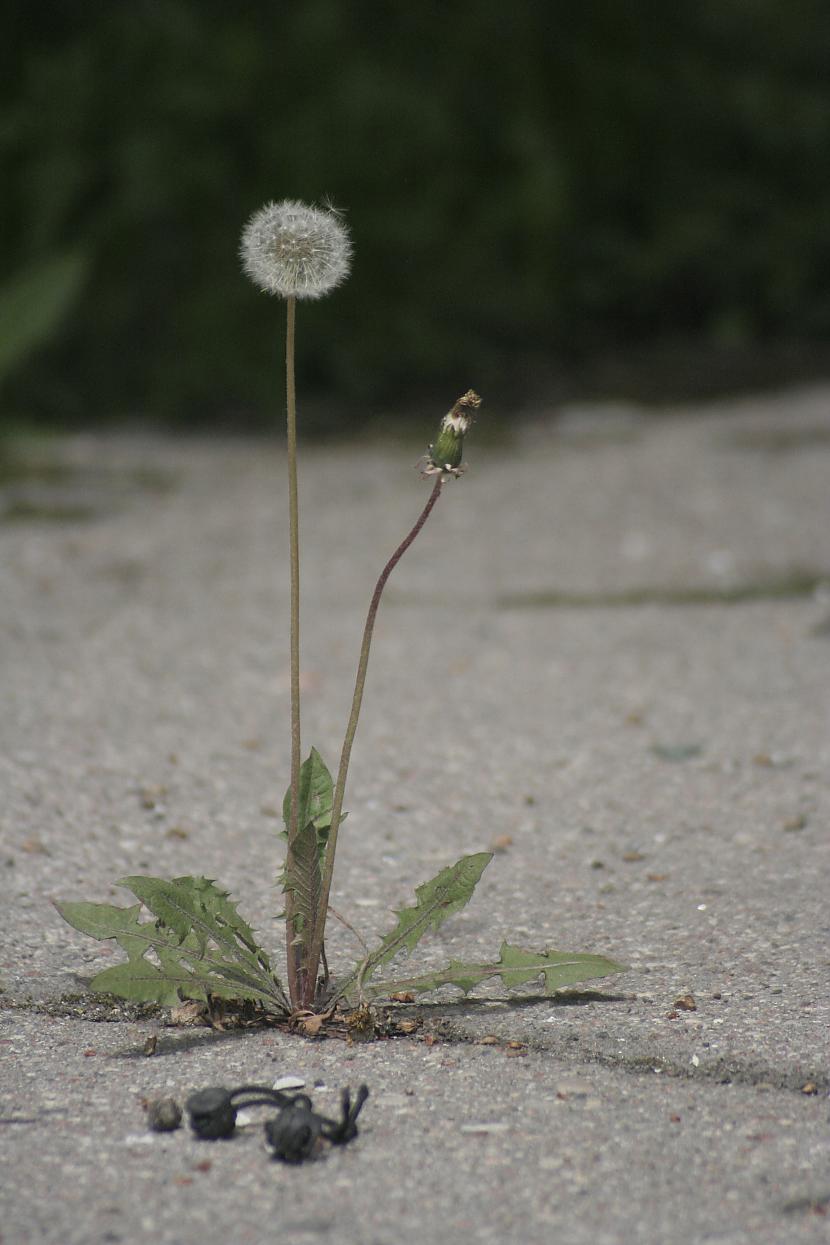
[395,1018,420,1035]
[299,1013,326,1037]
[170,1000,209,1027]
[344,1005,375,1043]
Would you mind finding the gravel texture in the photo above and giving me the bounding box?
[1,385,829,1244]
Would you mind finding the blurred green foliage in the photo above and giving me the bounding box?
[2,1,830,428]
[0,250,88,387]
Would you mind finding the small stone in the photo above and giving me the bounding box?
[673,994,697,1011]
[147,1097,182,1132]
[800,1082,818,1095]
[651,742,702,762]
[555,1080,592,1099]
[782,814,807,832]
[138,785,166,809]
[273,1075,306,1091]
[20,838,50,855]
[460,1122,510,1135]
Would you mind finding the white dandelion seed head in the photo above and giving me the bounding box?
[240,199,352,300]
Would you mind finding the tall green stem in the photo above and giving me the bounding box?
[283,294,304,1007]
[303,476,444,1004]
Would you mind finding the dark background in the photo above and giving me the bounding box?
[2,0,830,433]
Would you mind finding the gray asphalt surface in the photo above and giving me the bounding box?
[2,386,829,1244]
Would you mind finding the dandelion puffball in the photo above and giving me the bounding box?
[240,200,352,300]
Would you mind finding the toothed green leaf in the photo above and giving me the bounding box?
[89,957,273,1008]
[89,960,186,1007]
[56,901,151,963]
[118,876,271,974]
[117,876,196,945]
[56,878,288,1013]
[169,875,272,974]
[348,852,493,993]
[281,822,322,948]
[278,749,343,936]
[282,747,335,833]
[363,941,626,1000]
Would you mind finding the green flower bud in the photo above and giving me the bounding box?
[423,390,481,478]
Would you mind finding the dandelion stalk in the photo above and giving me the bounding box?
[304,475,444,1001]
[241,200,351,1009]
[304,391,481,1004]
[284,293,303,1001]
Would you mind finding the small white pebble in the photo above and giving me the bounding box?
[691,1054,700,1067]
[273,1075,306,1091]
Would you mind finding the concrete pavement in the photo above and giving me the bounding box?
[2,384,829,1243]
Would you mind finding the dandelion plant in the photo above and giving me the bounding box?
[57,200,624,1023]
[240,199,352,1006]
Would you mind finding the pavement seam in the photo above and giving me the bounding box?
[5,995,826,1099]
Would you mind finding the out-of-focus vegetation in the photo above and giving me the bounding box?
[2,1,830,429]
